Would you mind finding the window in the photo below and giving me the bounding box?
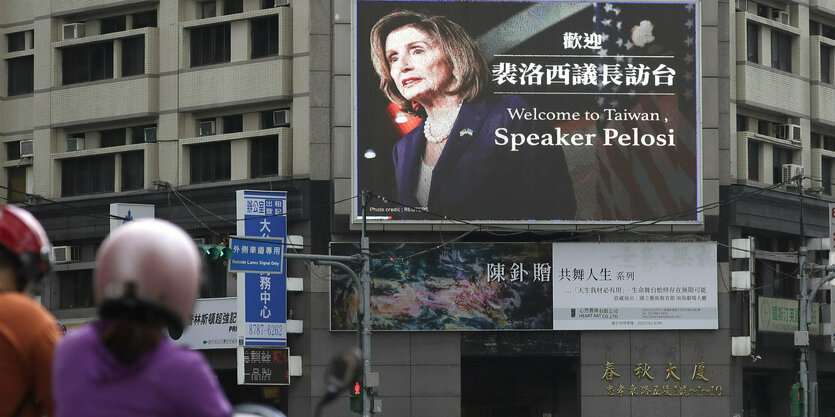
[748,141,759,181]
[59,270,93,309]
[223,0,243,15]
[251,16,278,58]
[7,31,26,52]
[122,37,145,76]
[62,154,115,196]
[100,16,126,34]
[251,135,278,178]
[62,42,114,85]
[132,10,157,28]
[222,114,243,133]
[823,157,833,195]
[772,147,792,184]
[737,115,747,132]
[100,128,126,147]
[771,31,792,72]
[7,56,33,96]
[121,151,144,191]
[261,0,276,8]
[747,22,759,63]
[757,119,770,135]
[756,3,768,17]
[190,23,230,67]
[822,45,832,84]
[131,125,157,143]
[190,141,230,183]
[6,141,20,160]
[200,1,217,18]
[6,167,26,204]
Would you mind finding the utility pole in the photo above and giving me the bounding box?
[797,174,810,417]
[360,191,372,417]
[283,190,375,416]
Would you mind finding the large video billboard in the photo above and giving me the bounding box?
[353,0,700,223]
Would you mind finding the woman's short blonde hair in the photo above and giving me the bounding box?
[370,10,490,116]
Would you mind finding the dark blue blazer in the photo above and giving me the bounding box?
[392,95,576,221]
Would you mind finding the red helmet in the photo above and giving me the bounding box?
[0,205,52,289]
[94,219,201,336]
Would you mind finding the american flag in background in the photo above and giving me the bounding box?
[582,3,699,221]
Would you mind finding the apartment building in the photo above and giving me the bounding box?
[1,0,333,411]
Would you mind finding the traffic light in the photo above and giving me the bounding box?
[198,244,233,261]
[349,380,363,414]
[791,382,803,417]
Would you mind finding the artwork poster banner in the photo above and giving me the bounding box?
[352,0,701,224]
[552,242,718,330]
[330,242,554,331]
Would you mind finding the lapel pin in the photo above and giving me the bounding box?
[459,128,473,137]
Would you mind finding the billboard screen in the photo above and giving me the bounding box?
[353,0,700,223]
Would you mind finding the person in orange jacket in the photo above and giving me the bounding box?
[0,205,59,417]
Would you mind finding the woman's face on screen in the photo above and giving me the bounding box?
[385,25,454,104]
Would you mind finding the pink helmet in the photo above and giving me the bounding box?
[0,205,52,289]
[94,219,200,336]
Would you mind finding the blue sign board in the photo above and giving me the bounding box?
[229,237,285,274]
[236,190,288,347]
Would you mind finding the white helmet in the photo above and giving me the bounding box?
[94,219,201,336]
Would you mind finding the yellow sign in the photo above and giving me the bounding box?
[601,361,722,397]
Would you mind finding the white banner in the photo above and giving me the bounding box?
[552,242,718,330]
[829,203,835,265]
[174,297,237,350]
[109,203,155,232]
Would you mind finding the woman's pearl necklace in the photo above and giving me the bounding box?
[423,103,463,144]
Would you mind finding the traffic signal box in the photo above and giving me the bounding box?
[791,382,803,417]
[198,244,233,262]
[350,380,363,414]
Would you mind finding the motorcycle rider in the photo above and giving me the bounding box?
[52,219,232,417]
[0,205,59,417]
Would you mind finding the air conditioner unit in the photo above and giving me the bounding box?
[143,127,157,143]
[272,110,289,126]
[19,140,34,158]
[66,137,85,152]
[198,120,216,136]
[775,124,801,142]
[274,0,289,6]
[772,10,789,25]
[782,163,804,183]
[736,0,747,12]
[62,23,86,40]
[52,246,80,264]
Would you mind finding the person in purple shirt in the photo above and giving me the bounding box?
[52,219,232,417]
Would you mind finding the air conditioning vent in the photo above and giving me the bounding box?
[772,10,789,25]
[272,110,289,126]
[274,0,289,6]
[198,120,216,136]
[774,124,801,142]
[62,23,86,40]
[143,127,157,143]
[66,137,85,152]
[52,246,80,264]
[19,140,34,158]
[782,163,804,184]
